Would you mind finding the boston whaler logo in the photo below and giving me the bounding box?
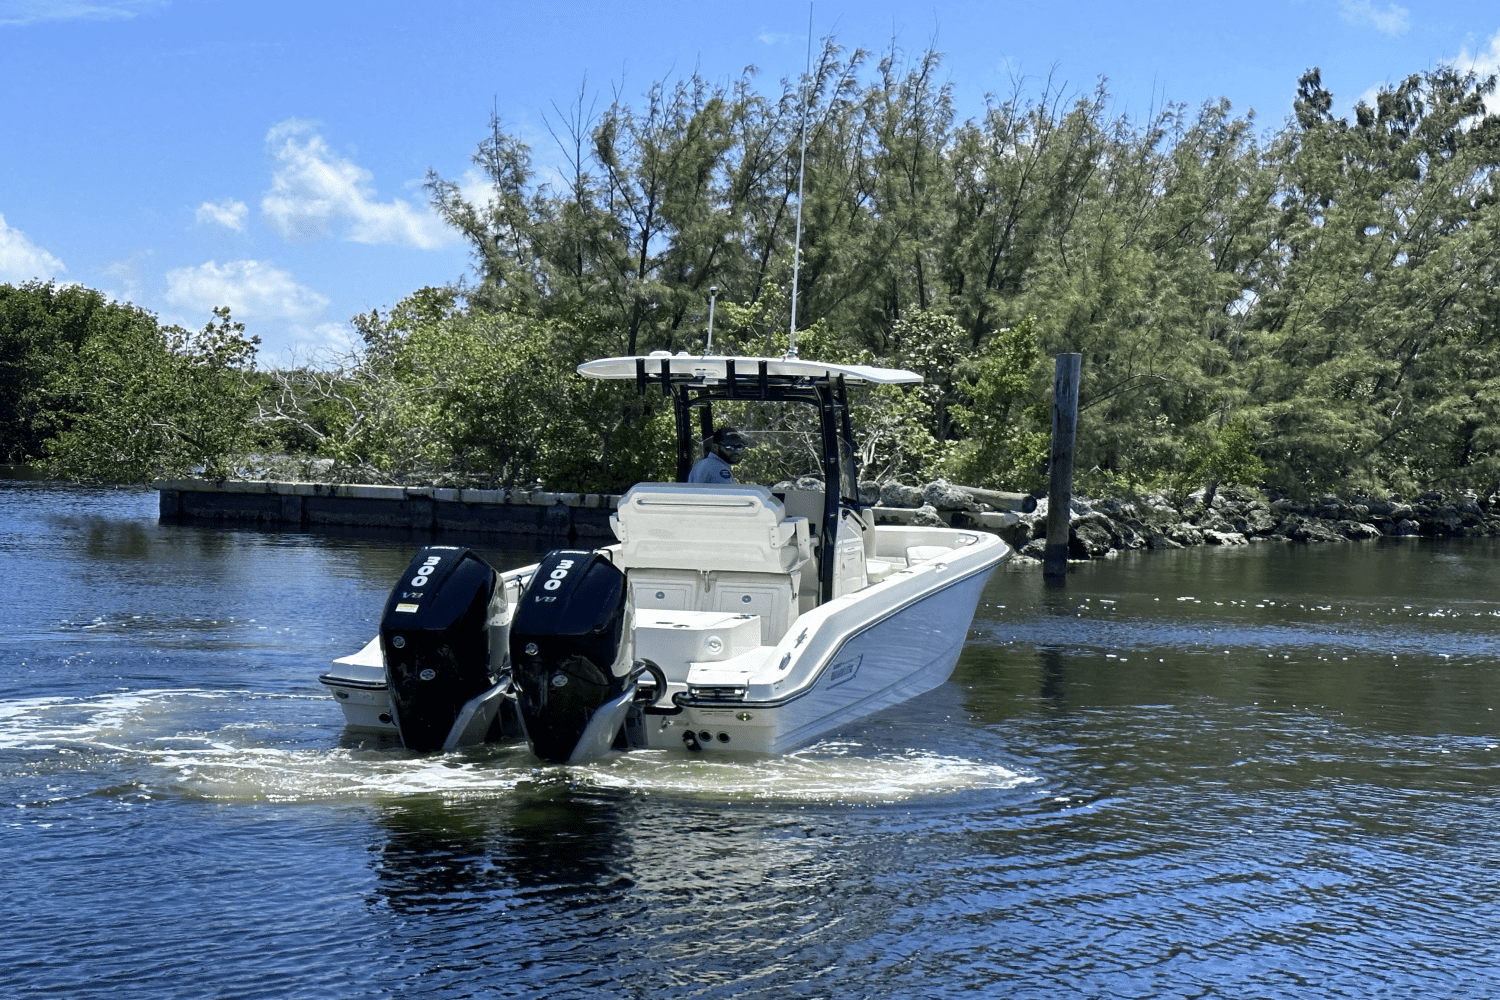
[826,654,862,688]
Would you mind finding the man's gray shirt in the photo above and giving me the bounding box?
[688,452,734,484]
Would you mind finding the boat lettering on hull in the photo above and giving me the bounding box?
[826,655,861,687]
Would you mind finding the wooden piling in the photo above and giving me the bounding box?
[1043,353,1082,580]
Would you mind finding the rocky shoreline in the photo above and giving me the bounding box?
[858,480,1500,565]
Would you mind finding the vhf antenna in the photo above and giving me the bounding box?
[787,2,813,360]
[706,285,718,354]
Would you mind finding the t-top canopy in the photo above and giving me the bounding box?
[577,353,922,386]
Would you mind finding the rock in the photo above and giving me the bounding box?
[1113,521,1150,550]
[1277,515,1342,543]
[1167,523,1204,546]
[1337,520,1383,540]
[1198,513,1237,534]
[911,503,945,527]
[1431,506,1463,533]
[1203,530,1247,545]
[857,480,882,505]
[922,478,975,511]
[1020,537,1048,558]
[1071,517,1116,558]
[995,518,1033,549]
[880,482,925,508]
[1395,517,1421,536]
[1095,498,1139,520]
[1305,518,1345,543]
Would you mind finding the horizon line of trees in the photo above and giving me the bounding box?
[3,40,1498,500]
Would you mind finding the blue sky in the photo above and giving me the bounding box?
[2,0,1497,365]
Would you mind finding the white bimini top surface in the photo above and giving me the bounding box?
[577,353,922,386]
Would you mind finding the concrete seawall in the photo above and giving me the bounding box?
[152,478,1018,540]
[154,479,620,538]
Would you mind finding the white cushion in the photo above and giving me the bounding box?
[612,483,808,574]
[905,545,954,565]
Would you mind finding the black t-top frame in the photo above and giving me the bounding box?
[632,356,860,605]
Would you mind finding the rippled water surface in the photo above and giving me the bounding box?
[4,481,1500,998]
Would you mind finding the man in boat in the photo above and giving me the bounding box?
[688,427,749,484]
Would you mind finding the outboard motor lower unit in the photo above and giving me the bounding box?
[510,549,633,762]
[380,545,498,751]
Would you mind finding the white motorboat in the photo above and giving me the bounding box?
[320,353,1010,760]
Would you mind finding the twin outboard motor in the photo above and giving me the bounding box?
[378,544,640,761]
[509,549,636,763]
[380,545,500,751]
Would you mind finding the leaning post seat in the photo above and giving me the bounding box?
[609,484,811,643]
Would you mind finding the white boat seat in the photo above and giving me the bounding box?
[906,544,954,565]
[707,570,799,644]
[627,568,705,613]
[611,483,811,644]
[612,483,810,574]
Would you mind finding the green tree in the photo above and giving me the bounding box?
[0,281,156,463]
[42,306,260,482]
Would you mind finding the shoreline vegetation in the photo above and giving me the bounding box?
[4,42,1500,518]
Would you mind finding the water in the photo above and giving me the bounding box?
[4,481,1500,997]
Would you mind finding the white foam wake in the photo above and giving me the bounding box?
[1,689,1034,805]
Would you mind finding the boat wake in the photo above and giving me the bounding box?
[0,688,1033,805]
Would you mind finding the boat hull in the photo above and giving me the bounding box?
[642,561,994,754]
[319,636,396,733]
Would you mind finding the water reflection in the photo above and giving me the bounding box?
[1037,646,1069,703]
[371,797,513,914]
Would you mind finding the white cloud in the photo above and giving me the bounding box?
[0,212,66,283]
[195,199,248,232]
[309,321,361,354]
[1457,29,1500,80]
[1339,1,1410,37]
[0,0,163,26]
[1355,82,1383,111]
[260,120,452,249]
[164,259,330,325]
[101,250,151,304]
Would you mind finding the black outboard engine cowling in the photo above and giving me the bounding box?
[380,545,497,751]
[510,549,631,763]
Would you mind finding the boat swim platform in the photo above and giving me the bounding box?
[153,478,1021,539]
